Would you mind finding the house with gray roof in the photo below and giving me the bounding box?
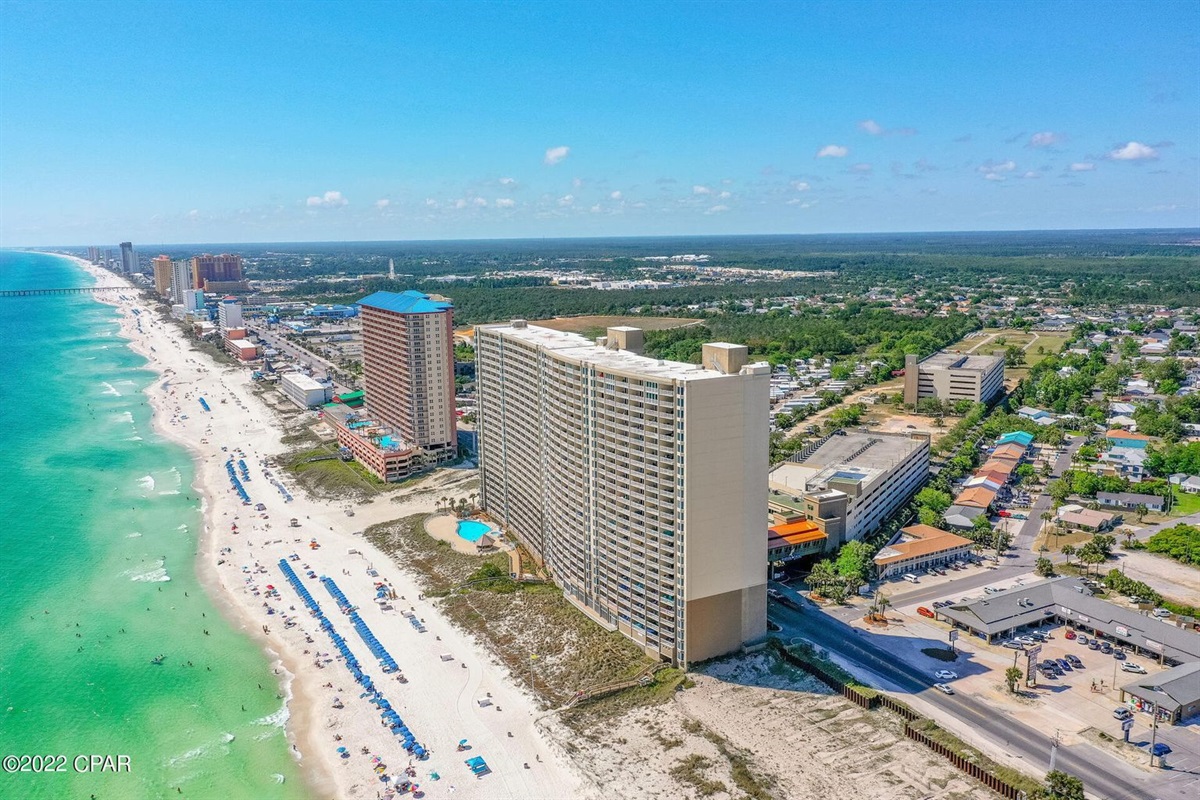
[1097,491,1165,512]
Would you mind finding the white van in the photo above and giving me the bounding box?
[903,573,920,584]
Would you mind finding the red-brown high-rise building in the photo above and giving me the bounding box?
[190,253,244,289]
[357,290,457,462]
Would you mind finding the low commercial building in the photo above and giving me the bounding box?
[903,351,1004,405]
[1121,662,1200,725]
[769,430,930,549]
[873,524,973,579]
[938,576,1200,666]
[767,519,827,564]
[279,372,332,409]
[944,504,986,531]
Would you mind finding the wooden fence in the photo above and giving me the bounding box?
[904,723,1026,800]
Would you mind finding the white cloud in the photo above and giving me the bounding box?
[859,119,883,136]
[424,198,438,208]
[692,185,713,195]
[977,160,1016,174]
[495,198,516,209]
[374,198,390,209]
[984,173,1005,181]
[1027,131,1063,148]
[454,198,468,209]
[704,204,729,215]
[1021,171,1040,179]
[544,145,570,165]
[572,177,584,189]
[187,209,200,219]
[590,204,602,213]
[557,194,574,206]
[1069,162,1096,172]
[499,177,517,186]
[790,180,811,191]
[305,190,348,208]
[785,199,817,208]
[817,144,849,158]
[1108,141,1158,161]
[610,190,622,200]
[718,190,731,199]
[850,163,872,174]
[473,197,488,207]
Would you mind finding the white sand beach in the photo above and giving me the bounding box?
[74,258,593,800]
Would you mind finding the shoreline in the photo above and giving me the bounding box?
[70,257,589,800]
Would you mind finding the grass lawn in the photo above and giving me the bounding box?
[1170,488,1200,516]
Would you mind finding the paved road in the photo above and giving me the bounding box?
[769,599,1189,800]
[1130,511,1200,542]
[1012,436,1086,562]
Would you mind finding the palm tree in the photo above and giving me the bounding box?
[1005,666,1023,693]
[440,495,450,514]
[468,492,478,511]
[1061,543,1075,565]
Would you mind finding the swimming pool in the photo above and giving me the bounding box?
[456,520,492,543]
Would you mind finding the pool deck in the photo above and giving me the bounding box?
[425,513,491,555]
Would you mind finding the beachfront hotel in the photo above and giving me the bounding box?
[326,291,458,483]
[190,253,244,290]
[475,321,770,666]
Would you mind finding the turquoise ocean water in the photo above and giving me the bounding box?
[0,252,309,799]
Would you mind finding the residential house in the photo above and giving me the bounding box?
[1096,491,1165,512]
[1058,508,1119,532]
[1094,449,1146,483]
[1107,429,1152,450]
[1017,406,1056,426]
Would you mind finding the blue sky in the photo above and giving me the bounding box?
[1,0,1197,245]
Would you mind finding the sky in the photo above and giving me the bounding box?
[1,0,1197,246]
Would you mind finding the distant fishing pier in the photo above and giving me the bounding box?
[0,286,123,298]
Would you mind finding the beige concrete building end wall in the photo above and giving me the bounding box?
[681,368,769,662]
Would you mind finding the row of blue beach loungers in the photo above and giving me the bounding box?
[225,459,250,504]
[321,577,400,673]
[237,459,251,481]
[276,559,426,759]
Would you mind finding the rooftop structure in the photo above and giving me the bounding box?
[324,402,434,483]
[191,253,244,290]
[476,321,770,666]
[904,350,1004,405]
[769,430,930,547]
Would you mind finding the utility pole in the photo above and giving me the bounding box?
[1148,700,1160,767]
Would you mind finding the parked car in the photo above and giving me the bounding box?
[1121,662,1147,674]
[1077,634,1089,645]
[934,683,954,695]
[1066,655,1083,668]
[1101,643,1113,654]
[1056,658,1072,671]
[1152,608,1171,618]
[1113,707,1133,720]
[1016,635,1037,645]
[1003,640,1025,650]
[1065,630,1077,640]
[1089,640,1101,650]
[934,670,958,680]
[917,606,936,619]
[1113,649,1127,660]
[1151,743,1172,757]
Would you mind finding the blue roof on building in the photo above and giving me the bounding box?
[356,290,452,315]
[997,431,1035,447]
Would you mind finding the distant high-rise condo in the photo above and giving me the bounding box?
[119,242,136,275]
[217,296,243,331]
[475,322,770,666]
[152,255,173,297]
[87,246,101,264]
[357,290,458,460]
[169,260,192,305]
[191,253,244,290]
